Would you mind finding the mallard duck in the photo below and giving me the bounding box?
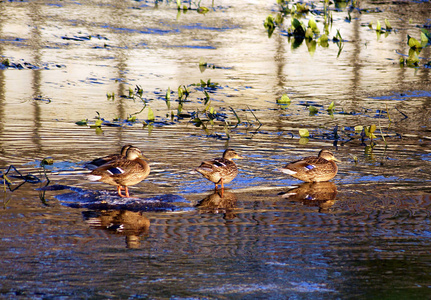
[85,144,132,169]
[86,146,150,198]
[195,149,242,194]
[280,149,340,182]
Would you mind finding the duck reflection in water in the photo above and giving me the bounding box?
[196,190,238,220]
[82,210,150,249]
[281,182,338,213]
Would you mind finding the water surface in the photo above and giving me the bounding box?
[0,0,430,298]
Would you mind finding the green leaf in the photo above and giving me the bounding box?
[328,101,335,110]
[318,33,329,46]
[354,125,363,132]
[422,28,431,39]
[197,6,209,14]
[292,18,306,36]
[127,115,136,122]
[166,87,171,101]
[308,16,318,33]
[406,49,419,66]
[384,18,392,30]
[299,128,310,137]
[75,119,88,126]
[95,119,103,127]
[178,86,183,100]
[291,18,301,29]
[147,107,155,121]
[204,90,210,105]
[275,13,283,26]
[204,100,211,112]
[334,29,342,41]
[277,94,291,104]
[376,20,381,32]
[407,35,421,49]
[309,105,319,115]
[421,31,429,45]
[305,27,313,39]
[365,125,377,139]
[199,57,207,67]
[264,15,275,29]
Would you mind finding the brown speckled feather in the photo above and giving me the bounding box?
[196,158,238,184]
[91,158,150,187]
[85,144,133,169]
[195,149,242,192]
[281,150,339,182]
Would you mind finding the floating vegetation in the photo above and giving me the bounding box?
[264,15,277,38]
[1,162,51,205]
[308,105,319,116]
[173,0,212,18]
[33,95,52,103]
[299,128,310,138]
[0,57,64,70]
[76,79,262,139]
[277,94,291,108]
[398,29,430,68]
[198,57,228,72]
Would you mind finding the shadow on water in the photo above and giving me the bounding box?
[47,184,188,212]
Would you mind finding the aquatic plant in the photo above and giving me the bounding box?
[408,35,422,50]
[376,20,382,32]
[75,119,88,126]
[1,165,43,198]
[308,16,320,36]
[106,92,115,100]
[277,94,291,108]
[406,49,420,67]
[264,15,276,38]
[147,106,155,122]
[299,128,310,138]
[385,18,392,31]
[308,105,319,116]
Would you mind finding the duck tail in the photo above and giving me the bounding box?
[86,174,102,181]
[278,168,297,175]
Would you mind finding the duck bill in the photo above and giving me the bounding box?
[139,154,150,161]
